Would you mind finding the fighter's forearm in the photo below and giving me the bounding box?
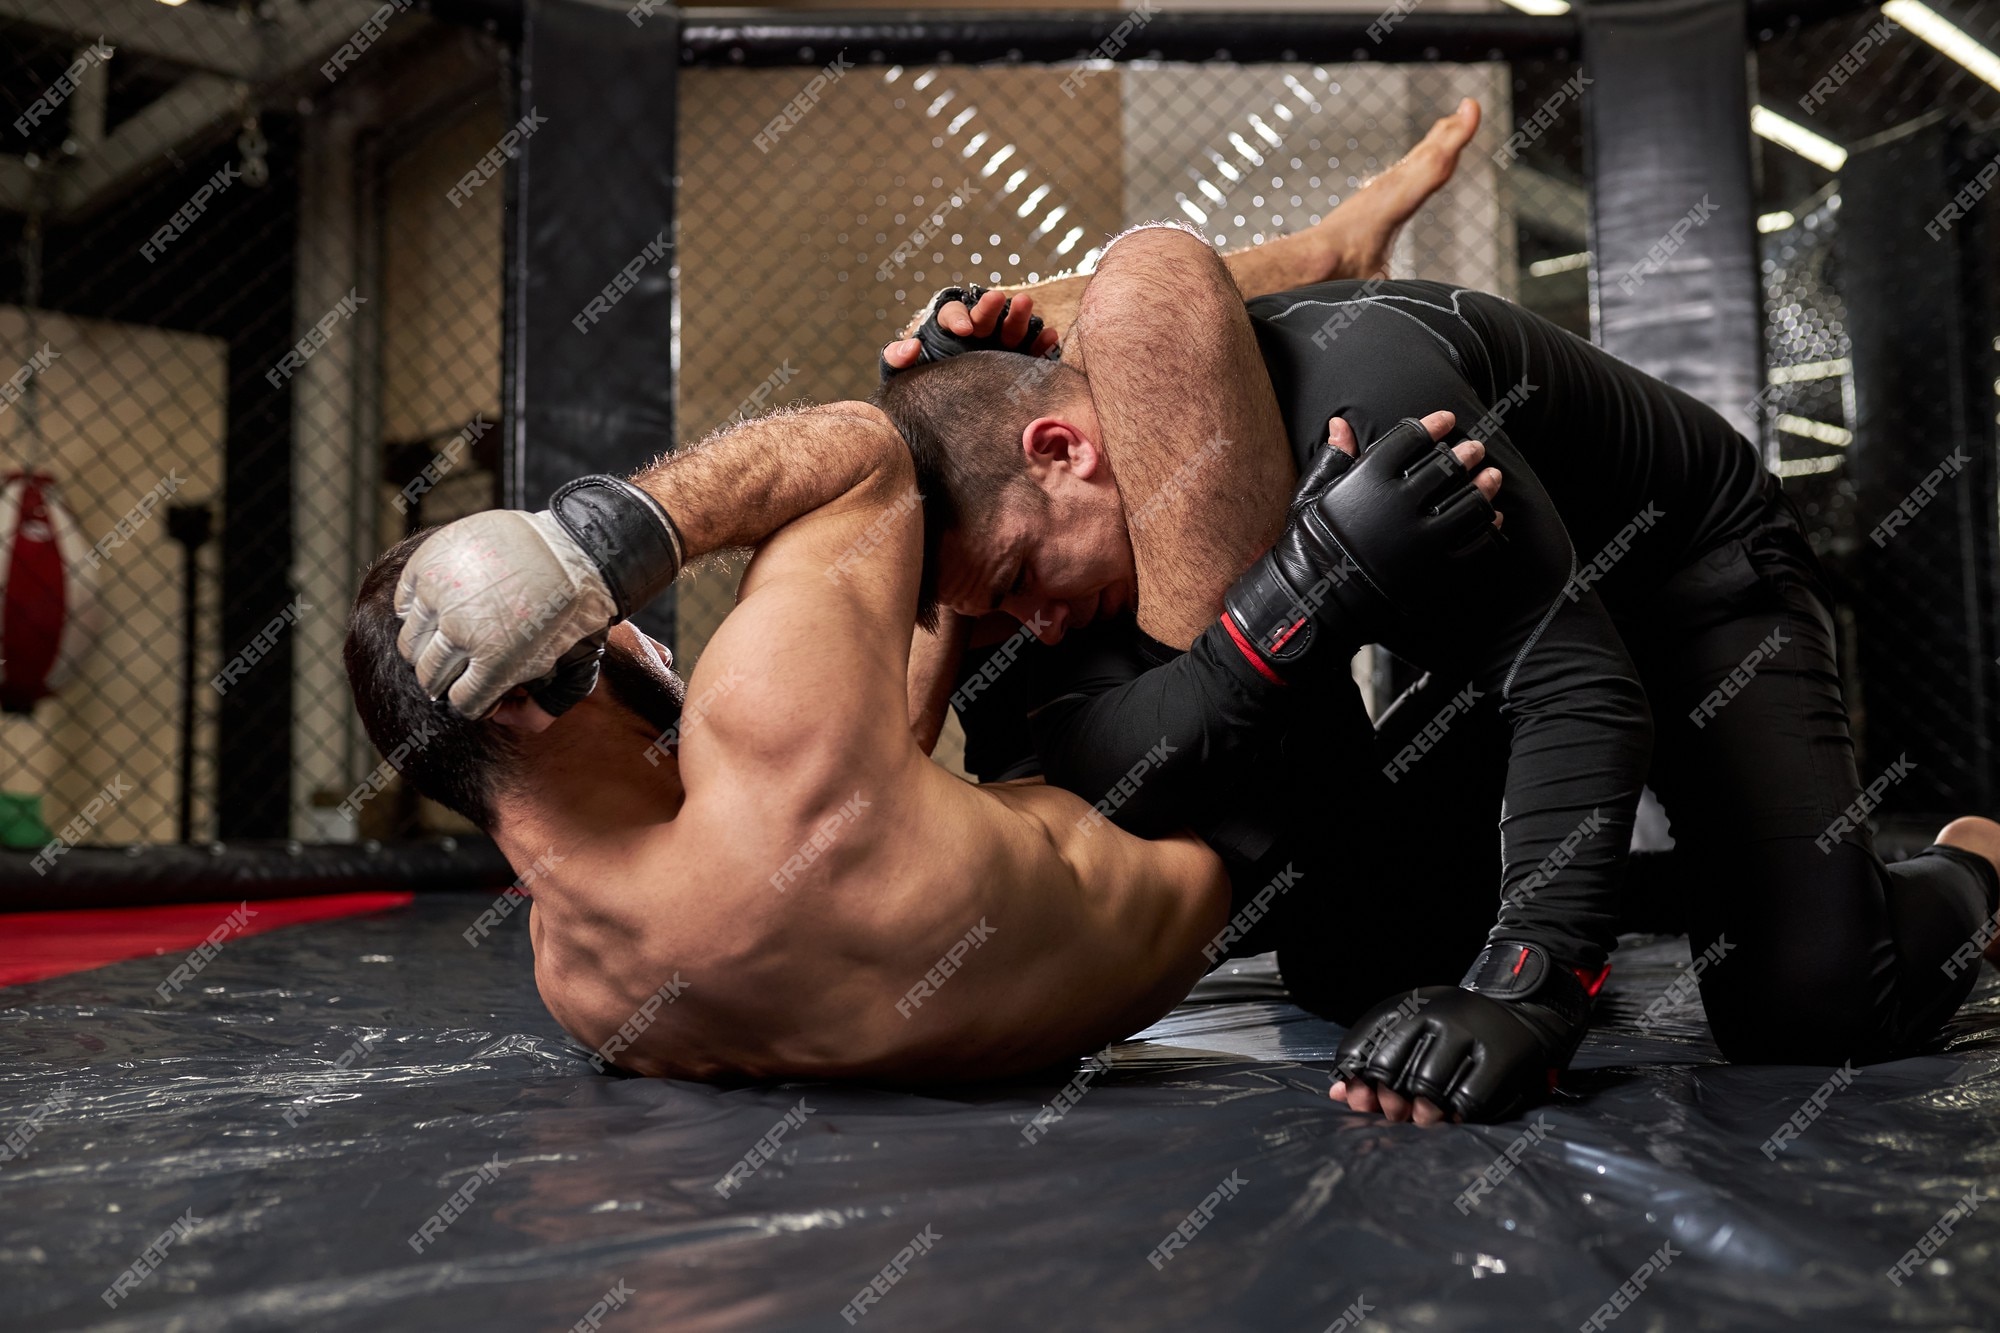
[625,401,906,563]
[907,616,970,755]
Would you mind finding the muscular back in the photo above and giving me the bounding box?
[523,439,1229,1083]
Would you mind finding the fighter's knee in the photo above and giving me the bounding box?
[1706,968,1884,1065]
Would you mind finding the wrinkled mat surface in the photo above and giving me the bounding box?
[5,893,1999,1331]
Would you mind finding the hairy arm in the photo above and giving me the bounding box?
[1067,224,1299,649]
[626,401,909,562]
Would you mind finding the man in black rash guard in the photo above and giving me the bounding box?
[877,236,2000,1126]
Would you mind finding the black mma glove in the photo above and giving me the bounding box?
[1332,941,1607,1123]
[879,285,1051,381]
[1212,417,1497,687]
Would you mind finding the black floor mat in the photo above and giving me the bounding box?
[5,893,2000,1331]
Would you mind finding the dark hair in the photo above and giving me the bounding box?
[872,350,1085,621]
[343,530,520,830]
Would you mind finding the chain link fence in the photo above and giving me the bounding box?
[3,1,1993,854]
[0,5,505,850]
[1752,2,2000,818]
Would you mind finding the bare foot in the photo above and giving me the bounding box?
[1315,98,1482,280]
[1937,816,2000,963]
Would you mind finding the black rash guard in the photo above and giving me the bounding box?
[954,281,1805,974]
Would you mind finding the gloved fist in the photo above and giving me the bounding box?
[1216,414,1498,686]
[879,286,1058,381]
[395,476,682,719]
[1332,941,1601,1124]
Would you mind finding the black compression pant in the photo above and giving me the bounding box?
[1278,541,1998,1063]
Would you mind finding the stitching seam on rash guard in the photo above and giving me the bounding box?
[1503,554,1579,700]
[1265,294,1465,374]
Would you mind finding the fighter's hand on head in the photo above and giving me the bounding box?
[1328,941,1602,1125]
[880,286,1061,379]
[1212,411,1500,688]
[394,475,683,720]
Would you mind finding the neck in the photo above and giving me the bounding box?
[494,704,684,864]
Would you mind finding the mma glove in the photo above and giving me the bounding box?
[879,285,1052,381]
[1212,416,1497,688]
[1333,941,1606,1123]
[395,475,683,719]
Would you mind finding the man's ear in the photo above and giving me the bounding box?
[1021,417,1104,479]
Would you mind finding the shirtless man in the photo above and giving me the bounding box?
[345,117,1498,1080]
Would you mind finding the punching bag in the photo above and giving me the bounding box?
[0,472,97,714]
